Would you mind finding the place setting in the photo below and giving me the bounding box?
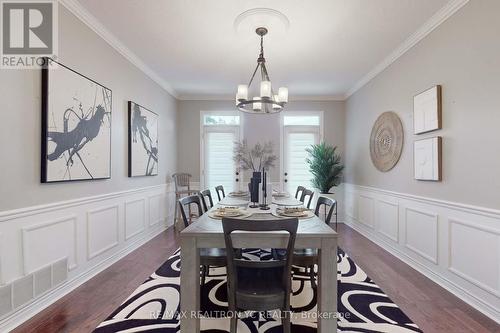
[208,206,252,219]
[273,206,315,219]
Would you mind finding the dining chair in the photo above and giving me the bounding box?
[178,195,226,285]
[215,185,225,201]
[294,185,306,199]
[222,217,298,333]
[292,196,336,289]
[199,189,214,212]
[299,188,314,208]
[172,173,197,227]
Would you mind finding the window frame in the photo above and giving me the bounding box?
[279,111,324,190]
[199,110,243,191]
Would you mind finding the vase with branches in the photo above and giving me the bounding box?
[233,140,277,172]
[305,142,344,194]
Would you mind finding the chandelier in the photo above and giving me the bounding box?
[236,27,288,114]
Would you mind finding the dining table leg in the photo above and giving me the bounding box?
[180,236,200,332]
[317,237,337,333]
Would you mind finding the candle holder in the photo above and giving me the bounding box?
[260,168,270,210]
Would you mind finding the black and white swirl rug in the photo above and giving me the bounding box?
[94,248,421,332]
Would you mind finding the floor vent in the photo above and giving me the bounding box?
[0,258,68,319]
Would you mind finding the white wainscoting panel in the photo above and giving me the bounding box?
[448,218,500,297]
[358,195,375,228]
[87,205,120,260]
[404,207,438,264]
[343,183,500,324]
[376,200,399,242]
[148,194,162,226]
[345,190,357,220]
[0,184,173,332]
[22,216,77,274]
[125,199,146,240]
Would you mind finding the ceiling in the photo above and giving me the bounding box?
[75,0,453,100]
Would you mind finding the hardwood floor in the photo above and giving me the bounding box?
[12,224,499,333]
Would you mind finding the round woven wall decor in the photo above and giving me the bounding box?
[370,111,404,172]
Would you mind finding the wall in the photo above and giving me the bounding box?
[0,4,177,330]
[0,5,177,211]
[345,0,500,210]
[344,0,500,323]
[177,100,345,183]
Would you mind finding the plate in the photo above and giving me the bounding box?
[275,208,314,219]
[208,209,251,220]
[228,191,249,197]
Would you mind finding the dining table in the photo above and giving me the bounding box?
[180,192,338,332]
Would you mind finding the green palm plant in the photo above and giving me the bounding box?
[305,142,344,194]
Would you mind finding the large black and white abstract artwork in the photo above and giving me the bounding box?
[128,101,158,177]
[41,58,112,183]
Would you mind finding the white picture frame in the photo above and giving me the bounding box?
[413,85,442,134]
[414,137,442,181]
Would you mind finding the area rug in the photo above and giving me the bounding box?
[94,248,421,332]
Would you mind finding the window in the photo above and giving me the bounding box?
[203,115,240,126]
[283,115,320,126]
[201,112,241,198]
[281,112,323,192]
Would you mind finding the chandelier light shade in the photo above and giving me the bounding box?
[236,27,288,114]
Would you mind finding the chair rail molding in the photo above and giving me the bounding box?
[0,183,175,331]
[343,183,500,324]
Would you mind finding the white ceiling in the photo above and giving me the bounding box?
[75,0,453,100]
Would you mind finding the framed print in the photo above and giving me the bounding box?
[128,101,158,177]
[413,85,442,134]
[41,58,112,183]
[414,137,442,181]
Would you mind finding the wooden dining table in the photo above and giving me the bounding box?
[180,194,338,332]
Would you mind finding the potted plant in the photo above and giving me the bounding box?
[305,142,344,194]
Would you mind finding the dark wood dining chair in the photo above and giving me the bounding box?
[215,185,225,201]
[299,188,314,208]
[295,185,306,199]
[199,189,214,212]
[222,217,298,333]
[178,195,226,285]
[292,196,336,289]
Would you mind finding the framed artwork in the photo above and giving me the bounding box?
[413,85,442,134]
[128,101,158,177]
[41,58,112,183]
[414,137,442,181]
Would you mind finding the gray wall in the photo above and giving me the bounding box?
[345,0,500,209]
[177,100,345,182]
[0,5,177,211]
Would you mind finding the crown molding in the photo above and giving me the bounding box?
[345,0,470,99]
[58,0,178,98]
[177,93,346,102]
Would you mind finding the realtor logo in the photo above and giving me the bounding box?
[1,0,57,68]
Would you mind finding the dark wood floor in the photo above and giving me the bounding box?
[13,224,499,333]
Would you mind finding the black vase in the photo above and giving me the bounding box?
[249,172,261,207]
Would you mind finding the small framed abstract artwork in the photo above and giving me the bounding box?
[414,137,442,181]
[41,58,112,183]
[413,85,442,134]
[128,101,158,177]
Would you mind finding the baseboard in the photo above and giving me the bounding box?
[343,218,500,324]
[0,223,171,332]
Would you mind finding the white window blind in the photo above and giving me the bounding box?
[285,132,317,193]
[204,131,237,195]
